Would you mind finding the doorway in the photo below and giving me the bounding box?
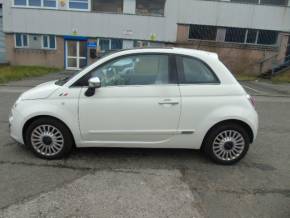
[65,40,87,70]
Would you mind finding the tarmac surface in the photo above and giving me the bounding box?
[0,73,290,218]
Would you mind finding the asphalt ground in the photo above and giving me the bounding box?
[0,74,290,218]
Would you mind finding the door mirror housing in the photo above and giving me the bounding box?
[85,77,101,97]
[88,77,101,88]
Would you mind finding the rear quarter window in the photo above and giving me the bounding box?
[177,56,219,84]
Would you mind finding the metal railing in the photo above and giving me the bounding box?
[271,55,290,76]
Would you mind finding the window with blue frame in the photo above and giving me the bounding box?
[42,35,56,49]
[111,39,123,50]
[69,0,89,10]
[98,38,123,53]
[28,0,41,6]
[15,33,29,48]
[43,0,57,7]
[14,0,57,7]
[99,39,110,52]
[14,0,27,6]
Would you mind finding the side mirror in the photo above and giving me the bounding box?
[85,77,101,97]
[88,77,101,88]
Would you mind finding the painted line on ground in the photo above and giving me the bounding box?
[242,85,269,95]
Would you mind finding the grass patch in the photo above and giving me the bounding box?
[234,74,258,81]
[0,65,60,84]
[272,69,290,83]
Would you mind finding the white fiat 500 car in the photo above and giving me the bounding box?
[9,48,258,165]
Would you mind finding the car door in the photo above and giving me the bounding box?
[77,53,181,146]
[175,55,222,148]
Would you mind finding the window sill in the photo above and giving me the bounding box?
[14,48,58,53]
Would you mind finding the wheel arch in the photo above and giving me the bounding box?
[201,119,254,149]
[22,115,76,146]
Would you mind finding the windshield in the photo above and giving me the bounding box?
[55,70,80,86]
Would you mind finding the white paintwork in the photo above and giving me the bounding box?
[3,0,290,42]
[9,48,258,150]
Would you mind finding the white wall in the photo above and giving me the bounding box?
[177,0,290,32]
[3,0,290,42]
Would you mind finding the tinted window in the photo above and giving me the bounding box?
[225,28,247,43]
[28,0,41,6]
[246,29,258,44]
[189,25,217,41]
[69,0,89,9]
[92,0,123,13]
[177,56,219,84]
[257,30,278,45]
[43,0,57,7]
[88,54,169,87]
[14,0,27,5]
[15,34,22,47]
[136,0,166,16]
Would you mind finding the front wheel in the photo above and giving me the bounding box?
[202,123,250,165]
[25,118,73,159]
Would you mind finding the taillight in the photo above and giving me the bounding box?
[247,94,256,108]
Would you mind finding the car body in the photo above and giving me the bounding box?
[9,48,258,164]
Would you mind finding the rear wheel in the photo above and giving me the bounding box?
[203,123,250,165]
[25,118,73,159]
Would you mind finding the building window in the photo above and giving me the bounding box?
[187,24,278,46]
[42,35,56,49]
[259,0,287,5]
[15,33,29,48]
[230,0,259,3]
[189,25,217,41]
[136,0,166,16]
[257,30,278,45]
[230,0,288,6]
[111,39,123,50]
[14,0,27,6]
[14,0,57,8]
[28,0,41,6]
[225,28,247,43]
[92,0,123,13]
[98,38,122,53]
[69,0,89,10]
[246,29,258,44]
[43,0,57,7]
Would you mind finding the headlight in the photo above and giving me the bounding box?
[13,96,23,109]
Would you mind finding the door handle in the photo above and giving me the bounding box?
[158,99,179,105]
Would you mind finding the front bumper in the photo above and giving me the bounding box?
[9,109,24,144]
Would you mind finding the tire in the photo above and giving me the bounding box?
[25,117,73,159]
[202,123,250,165]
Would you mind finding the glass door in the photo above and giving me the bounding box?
[65,40,87,70]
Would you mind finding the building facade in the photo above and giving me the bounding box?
[3,0,290,73]
[0,0,6,63]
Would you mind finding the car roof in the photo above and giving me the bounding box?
[115,47,219,60]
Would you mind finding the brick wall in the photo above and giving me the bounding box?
[5,34,64,68]
[176,25,289,75]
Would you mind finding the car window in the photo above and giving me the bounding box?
[177,56,219,84]
[89,54,169,87]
